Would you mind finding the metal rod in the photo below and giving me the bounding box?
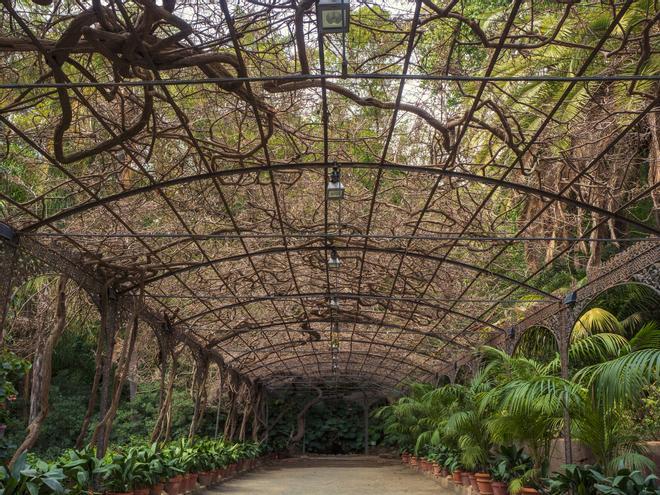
[22,231,659,242]
[1,73,658,90]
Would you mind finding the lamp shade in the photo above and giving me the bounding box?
[328,249,341,268]
[327,180,345,199]
[317,0,350,34]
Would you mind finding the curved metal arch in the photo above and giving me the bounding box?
[206,316,471,350]
[128,244,557,299]
[226,336,449,364]
[511,322,559,355]
[242,348,438,376]
[23,162,659,236]
[568,280,660,342]
[259,361,420,387]
[179,291,503,335]
[263,370,407,389]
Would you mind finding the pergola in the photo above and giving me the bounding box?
[0,0,659,445]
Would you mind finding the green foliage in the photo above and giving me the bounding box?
[0,452,65,495]
[0,350,30,422]
[56,446,101,494]
[380,290,659,489]
[593,469,660,495]
[0,440,264,495]
[489,446,533,484]
[267,394,382,454]
[545,464,602,495]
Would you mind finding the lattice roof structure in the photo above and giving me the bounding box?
[0,0,659,395]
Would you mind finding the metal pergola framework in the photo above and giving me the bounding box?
[0,0,659,396]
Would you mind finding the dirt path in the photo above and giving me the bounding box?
[204,456,451,494]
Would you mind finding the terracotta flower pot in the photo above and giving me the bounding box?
[521,488,539,495]
[164,479,180,495]
[134,488,150,495]
[198,472,213,487]
[452,470,463,484]
[432,463,441,477]
[410,456,418,469]
[469,473,479,492]
[461,471,471,486]
[475,473,493,495]
[191,473,199,491]
[491,482,508,495]
[401,453,410,464]
[149,483,164,495]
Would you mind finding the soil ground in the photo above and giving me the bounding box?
[205,455,451,494]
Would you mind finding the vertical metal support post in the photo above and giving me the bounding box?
[302,411,306,455]
[363,398,369,455]
[558,308,574,466]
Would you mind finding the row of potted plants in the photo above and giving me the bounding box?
[401,445,660,495]
[0,439,269,495]
[402,444,533,494]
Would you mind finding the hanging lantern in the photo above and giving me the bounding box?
[317,0,350,34]
[327,165,345,200]
[328,248,341,268]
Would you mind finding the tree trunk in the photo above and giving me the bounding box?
[151,341,178,443]
[91,297,140,452]
[214,368,225,439]
[10,276,68,467]
[238,387,253,442]
[95,289,119,458]
[287,387,322,453]
[188,354,209,440]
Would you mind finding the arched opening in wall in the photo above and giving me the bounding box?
[512,326,558,363]
[454,364,471,385]
[436,374,451,387]
[572,283,660,342]
[566,282,660,450]
[568,282,660,371]
[266,385,386,455]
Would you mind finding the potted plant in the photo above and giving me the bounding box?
[475,470,493,495]
[489,446,533,495]
[0,453,66,495]
[592,469,660,495]
[160,448,184,495]
[97,451,137,495]
[444,454,462,484]
[58,445,102,495]
[489,461,510,495]
[545,464,602,495]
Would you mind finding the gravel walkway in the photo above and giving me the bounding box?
[204,456,451,494]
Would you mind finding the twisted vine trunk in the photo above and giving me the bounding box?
[287,387,322,453]
[188,353,209,440]
[151,337,178,443]
[91,289,142,454]
[10,276,68,467]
